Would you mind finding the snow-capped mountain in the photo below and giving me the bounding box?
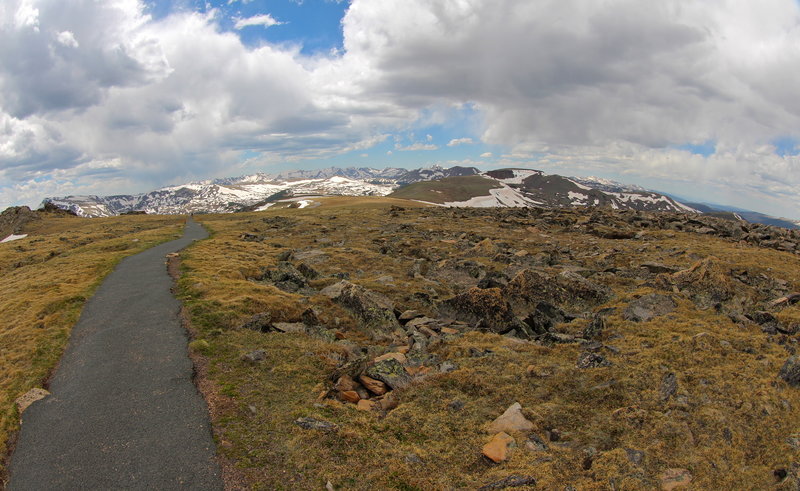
[43,166,480,217]
[391,168,699,214]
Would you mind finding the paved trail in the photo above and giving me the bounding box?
[8,219,222,490]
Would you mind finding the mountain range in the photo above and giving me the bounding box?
[42,165,797,228]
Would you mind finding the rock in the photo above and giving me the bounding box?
[356,399,378,411]
[294,417,337,432]
[448,400,465,411]
[365,358,412,390]
[15,388,50,413]
[239,312,274,332]
[405,316,437,330]
[240,233,262,242]
[241,349,266,364]
[296,262,320,279]
[339,391,361,403]
[659,468,692,490]
[653,257,737,309]
[477,270,510,289]
[525,434,548,452]
[439,361,458,373]
[321,281,400,338]
[374,352,407,364]
[779,356,800,387]
[660,372,678,402]
[747,311,781,335]
[482,432,515,463]
[263,262,309,293]
[576,351,612,369]
[582,314,606,339]
[623,294,676,322]
[521,302,571,337]
[398,310,424,323]
[487,402,535,434]
[787,434,800,450]
[437,287,523,334]
[358,375,388,395]
[477,475,537,490]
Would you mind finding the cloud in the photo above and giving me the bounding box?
[480,152,492,158]
[233,14,283,30]
[3,0,800,218]
[394,143,438,151]
[448,137,473,146]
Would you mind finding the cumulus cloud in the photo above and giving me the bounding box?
[448,137,473,146]
[2,0,800,218]
[480,152,492,158]
[233,14,283,30]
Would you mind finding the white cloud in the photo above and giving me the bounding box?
[448,137,473,146]
[3,0,800,218]
[394,143,438,151]
[233,14,283,30]
[56,30,79,48]
[480,152,492,158]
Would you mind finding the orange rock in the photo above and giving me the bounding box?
[359,375,387,396]
[374,352,407,364]
[396,346,411,354]
[440,327,459,335]
[482,432,515,463]
[356,399,378,411]
[339,390,361,403]
[486,402,535,434]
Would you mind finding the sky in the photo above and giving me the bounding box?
[1,0,800,219]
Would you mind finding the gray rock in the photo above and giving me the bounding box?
[272,322,307,334]
[660,372,678,401]
[582,314,606,340]
[321,280,400,338]
[365,358,412,390]
[623,294,677,322]
[241,349,266,363]
[398,310,424,323]
[239,312,273,332]
[439,361,458,373]
[625,448,645,465]
[779,356,800,387]
[576,351,612,369]
[294,417,337,432]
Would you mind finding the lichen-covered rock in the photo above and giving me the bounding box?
[779,356,800,387]
[239,312,274,332]
[321,280,400,338]
[653,257,739,309]
[263,261,309,293]
[623,294,677,322]
[365,358,412,390]
[503,268,611,312]
[437,287,522,334]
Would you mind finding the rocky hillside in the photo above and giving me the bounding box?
[391,169,698,214]
[177,198,800,489]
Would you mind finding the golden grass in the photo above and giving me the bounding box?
[0,213,184,476]
[174,200,800,489]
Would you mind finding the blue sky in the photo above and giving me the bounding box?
[3,0,800,219]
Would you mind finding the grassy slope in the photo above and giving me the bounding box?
[389,176,502,204]
[0,213,184,478]
[179,197,800,490]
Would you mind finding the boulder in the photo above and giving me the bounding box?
[321,281,400,338]
[365,358,412,390]
[653,257,738,309]
[241,350,266,364]
[486,402,535,434]
[623,294,676,322]
[358,375,387,396]
[437,287,522,334]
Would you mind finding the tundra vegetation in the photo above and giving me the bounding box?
[174,197,800,489]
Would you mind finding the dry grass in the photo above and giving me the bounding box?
[0,213,184,477]
[177,199,800,489]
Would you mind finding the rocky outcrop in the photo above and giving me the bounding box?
[321,280,400,339]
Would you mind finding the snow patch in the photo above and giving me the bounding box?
[1,234,28,243]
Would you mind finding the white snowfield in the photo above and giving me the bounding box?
[494,169,543,184]
[1,234,27,243]
[443,183,542,207]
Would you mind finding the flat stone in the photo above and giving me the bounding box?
[358,375,388,396]
[339,391,360,403]
[15,388,50,413]
[486,402,535,434]
[294,417,337,432]
[374,352,407,364]
[482,432,515,463]
[623,294,677,322]
[356,399,378,411]
[272,322,306,334]
[398,310,424,322]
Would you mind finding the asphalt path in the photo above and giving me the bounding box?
[8,218,222,490]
